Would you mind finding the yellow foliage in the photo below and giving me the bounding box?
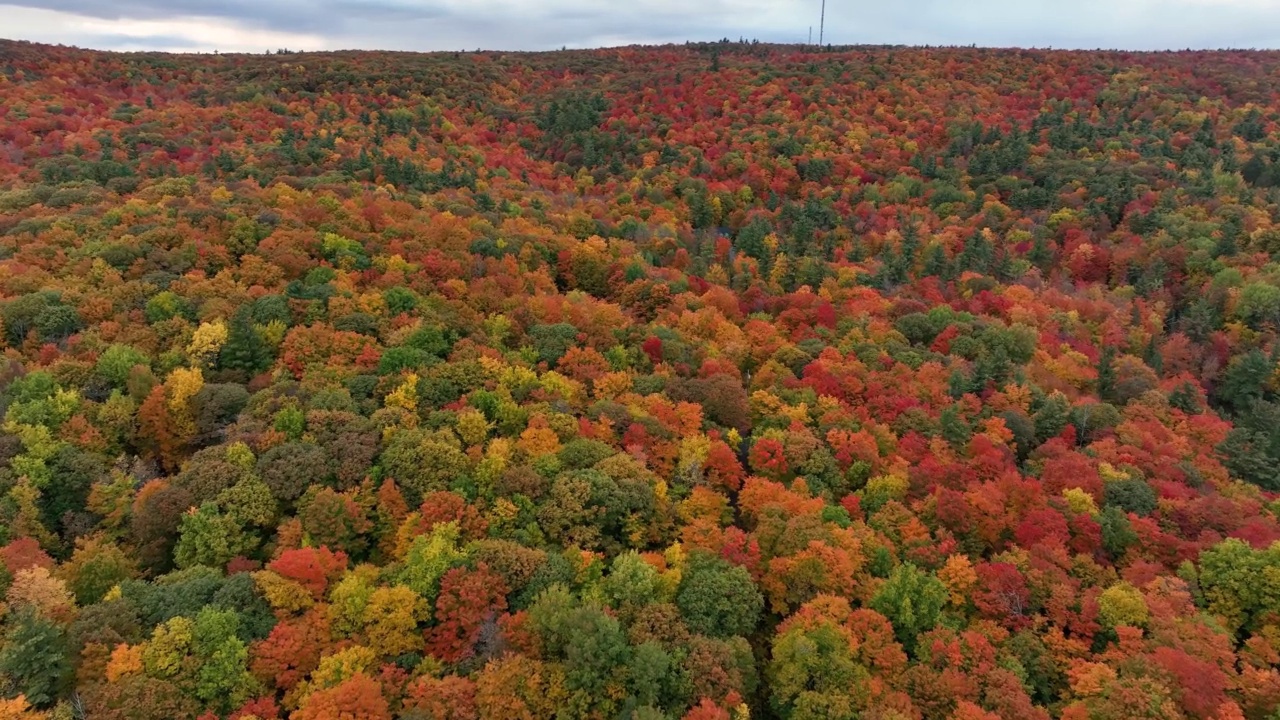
[455,407,491,447]
[258,319,288,347]
[725,428,743,452]
[142,616,194,679]
[165,367,204,414]
[664,542,686,572]
[677,434,712,478]
[361,586,424,656]
[1098,462,1132,483]
[253,570,315,614]
[863,473,909,503]
[306,645,379,692]
[327,566,379,637]
[383,373,419,424]
[1062,488,1099,516]
[488,497,520,527]
[1098,582,1149,629]
[391,513,423,560]
[539,371,583,405]
[498,365,540,393]
[938,554,978,607]
[187,320,228,366]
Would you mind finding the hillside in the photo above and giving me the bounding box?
[3,38,1280,719]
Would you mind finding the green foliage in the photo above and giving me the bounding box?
[1102,478,1157,517]
[769,619,869,720]
[396,521,463,605]
[868,563,948,653]
[0,609,70,707]
[95,344,151,387]
[675,552,763,638]
[173,503,253,570]
[1199,538,1280,634]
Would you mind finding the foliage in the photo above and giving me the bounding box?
[0,38,1279,720]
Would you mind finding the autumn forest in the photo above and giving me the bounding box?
[2,38,1280,720]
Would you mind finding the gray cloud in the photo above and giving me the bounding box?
[2,0,1279,53]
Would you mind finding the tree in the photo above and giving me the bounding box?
[362,584,424,657]
[218,309,272,375]
[292,672,390,720]
[403,675,478,720]
[1098,581,1149,629]
[602,551,663,614]
[768,600,870,720]
[427,564,508,663]
[972,562,1031,628]
[79,675,201,720]
[396,522,463,603]
[174,503,253,570]
[60,534,137,605]
[1199,538,1280,634]
[474,654,568,720]
[257,442,331,503]
[868,562,948,653]
[266,547,348,599]
[0,608,70,707]
[95,344,150,387]
[190,607,257,712]
[675,552,763,639]
[1103,477,1157,517]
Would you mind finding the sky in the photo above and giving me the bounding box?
[1,0,1279,54]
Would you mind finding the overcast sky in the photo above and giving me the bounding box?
[2,0,1279,54]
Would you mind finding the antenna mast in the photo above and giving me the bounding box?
[819,0,825,46]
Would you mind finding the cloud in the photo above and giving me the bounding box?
[1,0,1278,53]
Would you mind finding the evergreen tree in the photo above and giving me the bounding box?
[218,309,272,375]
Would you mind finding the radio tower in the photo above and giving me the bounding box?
[819,0,826,46]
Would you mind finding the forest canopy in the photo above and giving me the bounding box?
[2,38,1280,719]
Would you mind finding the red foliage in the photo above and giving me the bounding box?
[266,546,349,599]
[426,564,509,663]
[0,537,54,574]
[972,562,1031,628]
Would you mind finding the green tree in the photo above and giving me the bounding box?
[96,344,151,387]
[675,552,763,639]
[191,607,257,712]
[769,618,869,720]
[0,608,70,707]
[1199,538,1280,635]
[1099,506,1137,558]
[218,309,272,375]
[1103,477,1157,517]
[602,551,662,614]
[396,521,463,606]
[868,563,947,654]
[173,502,253,570]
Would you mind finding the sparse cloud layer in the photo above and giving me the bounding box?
[1,0,1278,53]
